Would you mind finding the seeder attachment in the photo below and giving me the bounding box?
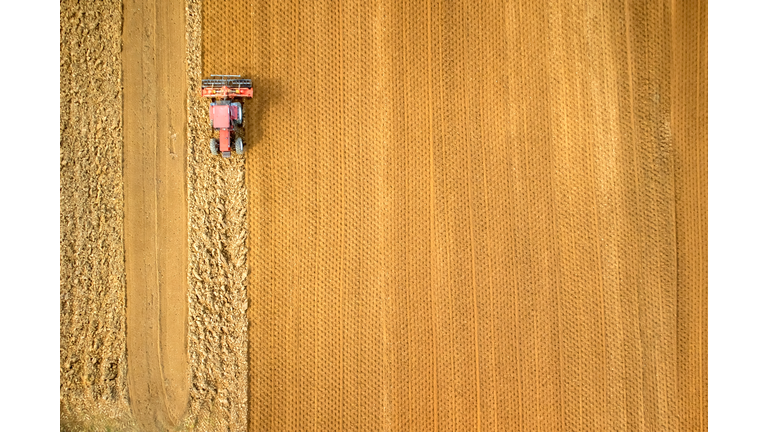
[201,75,254,99]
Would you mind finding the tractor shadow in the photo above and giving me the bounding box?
[245,77,282,145]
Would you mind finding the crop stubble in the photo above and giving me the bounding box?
[184,0,251,430]
[60,0,139,429]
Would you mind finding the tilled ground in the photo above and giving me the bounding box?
[206,0,708,430]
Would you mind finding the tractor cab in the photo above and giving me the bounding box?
[210,103,238,129]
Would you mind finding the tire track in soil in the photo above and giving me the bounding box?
[122,0,190,429]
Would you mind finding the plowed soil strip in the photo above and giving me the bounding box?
[672,1,708,429]
[198,1,706,430]
[122,0,189,429]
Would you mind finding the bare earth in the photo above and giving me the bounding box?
[122,0,190,429]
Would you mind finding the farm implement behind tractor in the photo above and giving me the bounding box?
[201,75,253,158]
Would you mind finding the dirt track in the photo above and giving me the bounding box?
[60,0,707,430]
[122,0,190,429]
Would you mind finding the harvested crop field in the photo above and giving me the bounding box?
[60,0,133,429]
[60,0,707,431]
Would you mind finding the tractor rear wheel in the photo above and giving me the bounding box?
[210,139,218,155]
[235,137,244,155]
[233,102,243,125]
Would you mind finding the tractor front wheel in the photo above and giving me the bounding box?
[235,137,244,155]
[210,139,218,155]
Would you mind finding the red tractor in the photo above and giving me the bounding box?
[201,75,254,158]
